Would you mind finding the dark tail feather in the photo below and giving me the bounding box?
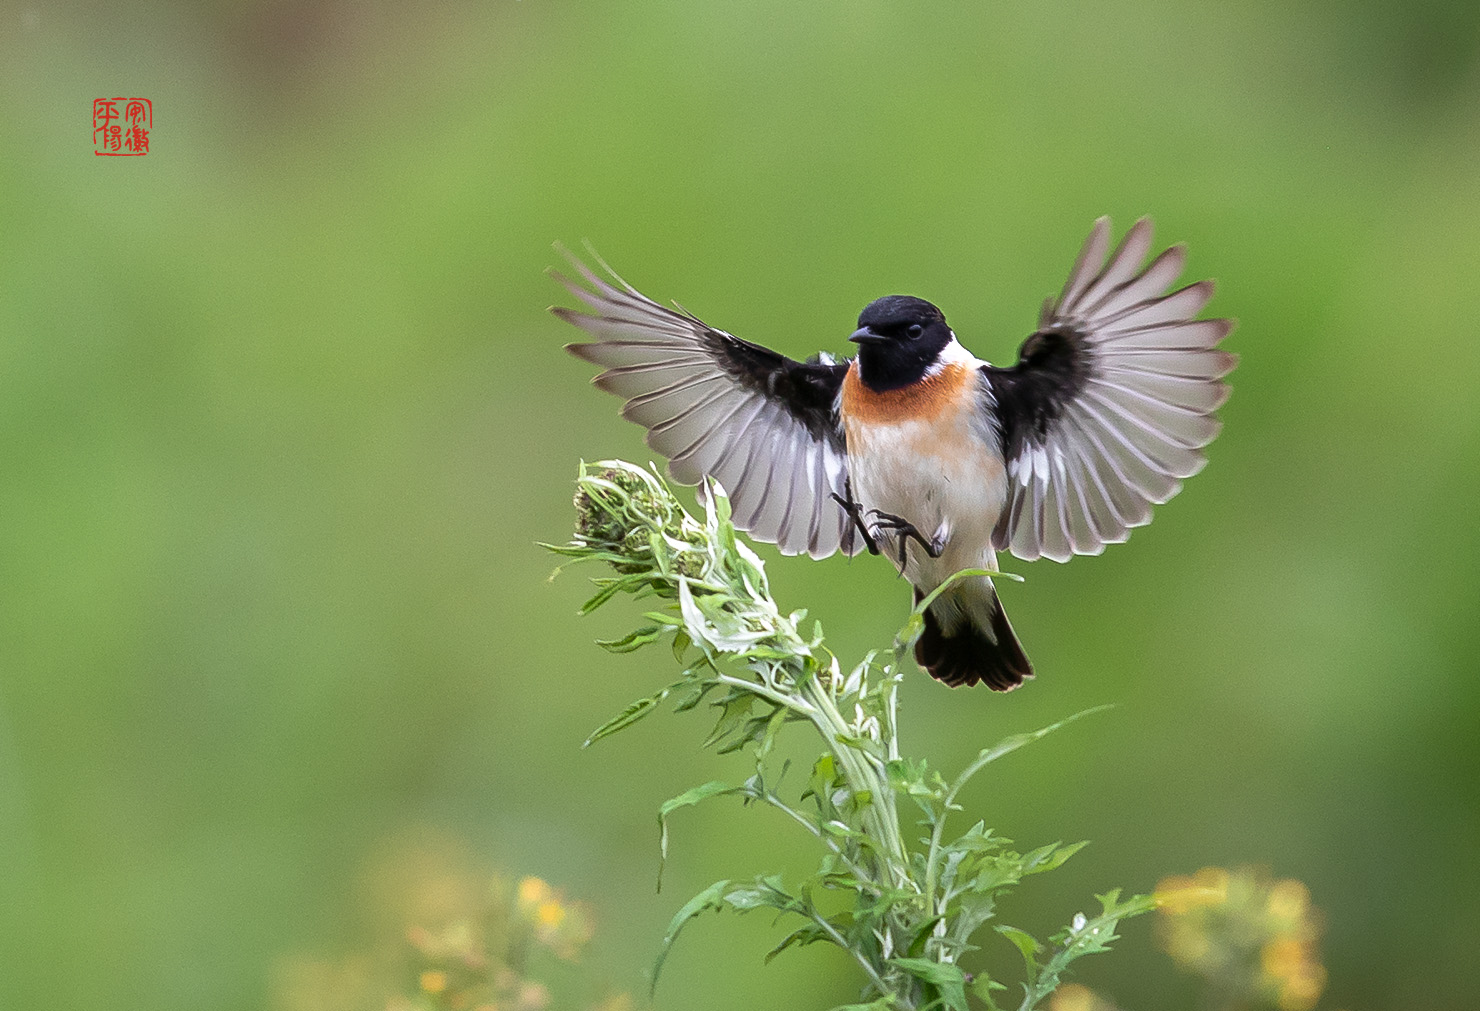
[913,588,1034,691]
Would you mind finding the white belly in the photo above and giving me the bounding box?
[845,414,1008,591]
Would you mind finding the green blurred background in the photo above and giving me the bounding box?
[3,1,1478,1008]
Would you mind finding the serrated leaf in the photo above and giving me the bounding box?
[890,958,968,1011]
[582,679,686,748]
[970,973,1009,1011]
[595,624,667,653]
[765,923,831,963]
[671,627,692,661]
[901,915,945,957]
[723,874,799,913]
[703,694,755,750]
[650,879,730,995]
[995,925,1040,978]
[755,705,789,762]
[1018,890,1157,1009]
[670,679,714,713]
[942,822,1004,854]
[579,573,652,614]
[1021,840,1088,876]
[943,888,999,948]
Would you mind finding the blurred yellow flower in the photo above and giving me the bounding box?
[1154,866,1327,1011]
[1050,983,1096,1011]
[1155,866,1229,914]
[1047,983,1128,1011]
[517,876,553,911]
[1267,878,1310,923]
[515,980,551,1010]
[510,876,596,961]
[589,995,635,1011]
[272,833,630,1011]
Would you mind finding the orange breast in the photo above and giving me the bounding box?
[840,361,974,424]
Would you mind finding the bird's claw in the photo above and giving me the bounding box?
[866,510,945,569]
[830,479,880,556]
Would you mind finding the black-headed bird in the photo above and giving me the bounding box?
[554,218,1235,691]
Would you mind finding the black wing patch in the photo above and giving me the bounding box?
[702,331,849,446]
[984,218,1237,562]
[554,247,859,559]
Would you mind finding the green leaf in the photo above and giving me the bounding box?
[890,958,969,1011]
[942,887,999,950]
[943,821,1005,853]
[911,569,1023,616]
[658,780,741,889]
[582,678,686,748]
[723,874,801,913]
[893,567,1023,656]
[995,925,1040,980]
[765,923,831,964]
[901,915,945,957]
[803,753,840,807]
[595,624,668,653]
[1017,890,1157,1009]
[650,879,730,995]
[755,705,789,762]
[970,973,1009,1011]
[579,572,653,614]
[893,611,926,656]
[1020,840,1088,876]
[702,693,756,750]
[946,706,1113,801]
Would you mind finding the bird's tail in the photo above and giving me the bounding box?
[912,583,1034,691]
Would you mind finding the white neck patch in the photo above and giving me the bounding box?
[923,334,984,377]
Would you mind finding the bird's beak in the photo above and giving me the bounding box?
[849,326,887,345]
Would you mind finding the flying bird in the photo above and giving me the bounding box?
[554,218,1235,690]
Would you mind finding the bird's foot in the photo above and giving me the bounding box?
[830,478,880,556]
[867,510,945,569]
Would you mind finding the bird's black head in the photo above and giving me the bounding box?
[850,295,954,392]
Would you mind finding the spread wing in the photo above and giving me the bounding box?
[985,217,1237,562]
[554,248,859,559]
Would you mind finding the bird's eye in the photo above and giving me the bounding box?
[907,324,924,340]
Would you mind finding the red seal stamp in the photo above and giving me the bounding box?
[94,98,151,156]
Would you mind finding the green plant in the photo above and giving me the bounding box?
[548,460,1155,1011]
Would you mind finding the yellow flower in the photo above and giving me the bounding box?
[1261,937,1308,982]
[1047,983,1124,1011]
[419,970,449,995]
[1048,983,1097,1011]
[515,981,550,1011]
[1161,921,1210,966]
[1154,870,1226,915]
[517,877,553,910]
[588,995,635,1011]
[1155,866,1328,1011]
[1276,962,1327,1011]
[1267,879,1310,924]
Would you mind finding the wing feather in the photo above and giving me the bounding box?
[557,248,858,559]
[987,218,1235,560]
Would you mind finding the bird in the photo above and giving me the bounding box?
[553,218,1235,690]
